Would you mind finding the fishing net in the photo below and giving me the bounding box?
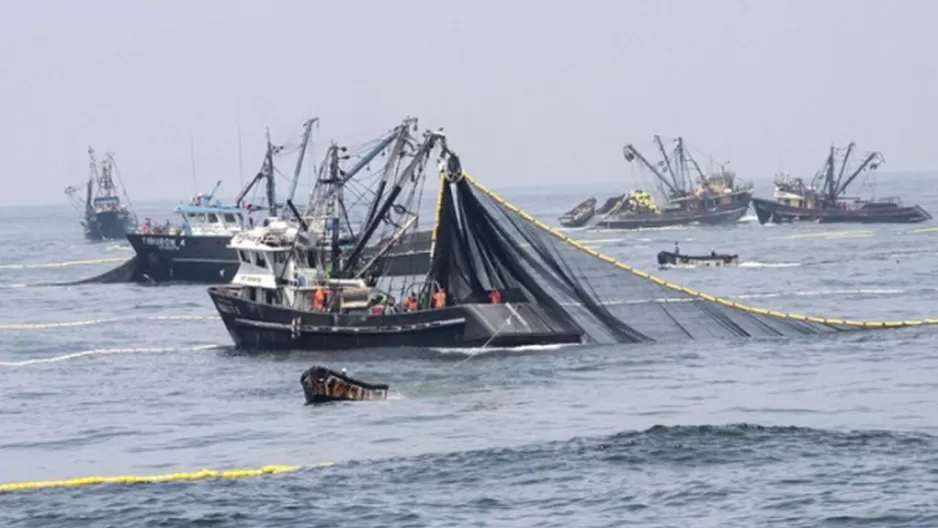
[428,170,937,345]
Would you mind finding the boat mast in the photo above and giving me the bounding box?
[265,127,277,218]
[363,119,413,230]
[325,144,342,275]
[836,151,884,199]
[339,129,446,276]
[833,142,855,197]
[654,135,681,194]
[85,147,97,216]
[287,117,319,204]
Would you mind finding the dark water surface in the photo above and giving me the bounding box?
[2,177,938,527]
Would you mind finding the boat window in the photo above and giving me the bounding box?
[208,213,219,223]
[186,213,206,223]
[224,213,237,224]
[238,250,250,263]
[255,253,267,268]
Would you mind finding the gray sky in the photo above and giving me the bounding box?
[3,0,936,206]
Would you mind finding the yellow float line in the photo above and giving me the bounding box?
[0,463,334,493]
[462,172,938,330]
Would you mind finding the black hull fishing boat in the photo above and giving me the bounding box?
[752,143,931,225]
[127,230,432,284]
[65,147,136,241]
[300,366,389,404]
[657,249,739,268]
[752,198,931,224]
[598,198,751,229]
[596,136,753,230]
[208,127,591,352]
[124,118,435,284]
[211,292,581,351]
[558,197,597,228]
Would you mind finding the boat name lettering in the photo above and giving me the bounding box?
[142,237,180,250]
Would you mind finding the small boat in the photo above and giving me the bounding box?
[558,197,597,228]
[300,366,389,404]
[751,143,931,225]
[65,147,137,241]
[657,249,739,268]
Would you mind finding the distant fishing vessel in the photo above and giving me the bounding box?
[65,147,136,241]
[595,136,753,229]
[751,143,931,224]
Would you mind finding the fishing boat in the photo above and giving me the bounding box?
[124,121,310,283]
[751,143,931,224]
[300,366,389,404]
[657,248,739,268]
[207,127,586,351]
[124,119,432,284]
[65,148,136,241]
[558,197,597,228]
[596,136,753,229]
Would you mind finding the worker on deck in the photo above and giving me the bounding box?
[432,289,447,309]
[312,287,326,311]
[404,294,417,312]
[489,288,502,305]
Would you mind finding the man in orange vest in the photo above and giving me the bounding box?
[432,289,447,309]
[489,288,501,304]
[312,287,326,311]
[404,294,417,312]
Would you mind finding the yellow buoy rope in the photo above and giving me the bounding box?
[0,463,334,493]
[462,172,938,330]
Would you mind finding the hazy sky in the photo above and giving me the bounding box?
[3,0,936,206]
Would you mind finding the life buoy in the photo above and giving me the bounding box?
[723,256,733,264]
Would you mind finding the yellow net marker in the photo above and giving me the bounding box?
[461,172,938,331]
[0,463,332,493]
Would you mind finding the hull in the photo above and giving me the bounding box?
[657,250,738,268]
[126,231,434,284]
[84,210,132,241]
[208,286,584,351]
[751,198,932,225]
[596,199,751,230]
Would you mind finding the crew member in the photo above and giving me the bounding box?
[489,287,502,304]
[432,288,447,309]
[404,294,418,312]
[312,287,326,311]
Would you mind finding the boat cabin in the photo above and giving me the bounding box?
[228,220,374,313]
[174,204,256,236]
[92,196,122,213]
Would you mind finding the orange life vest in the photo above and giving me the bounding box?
[432,290,446,309]
[404,296,417,312]
[489,288,502,304]
[312,288,326,311]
